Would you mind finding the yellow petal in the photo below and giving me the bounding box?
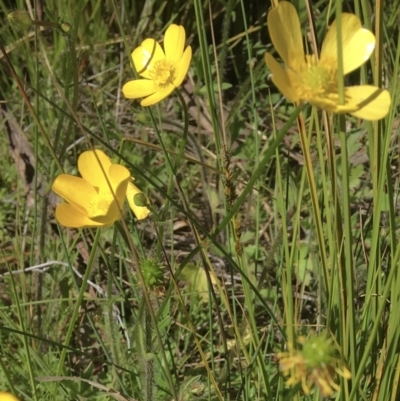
[310,96,343,113]
[52,174,96,215]
[108,164,131,203]
[173,46,192,87]
[90,200,121,224]
[55,203,105,228]
[132,39,165,79]
[140,86,175,106]
[264,53,299,102]
[78,149,112,189]
[87,164,130,223]
[164,24,185,65]
[126,181,150,220]
[344,85,391,120]
[267,1,304,68]
[0,393,21,401]
[0,392,19,401]
[320,13,375,75]
[122,79,156,99]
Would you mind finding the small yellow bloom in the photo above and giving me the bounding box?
[122,24,192,107]
[52,150,150,228]
[265,1,391,120]
[0,392,20,401]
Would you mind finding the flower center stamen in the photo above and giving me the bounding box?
[294,55,338,102]
[149,59,176,88]
[87,191,114,218]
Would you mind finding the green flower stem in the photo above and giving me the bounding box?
[31,20,62,29]
[55,228,101,380]
[147,88,189,175]
[338,114,356,380]
[296,112,329,292]
[173,88,189,171]
[148,108,174,173]
[146,107,175,256]
[148,88,189,259]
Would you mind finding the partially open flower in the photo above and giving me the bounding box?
[52,150,150,228]
[265,1,391,120]
[122,24,192,106]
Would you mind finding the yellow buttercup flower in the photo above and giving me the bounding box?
[52,150,150,228]
[265,1,391,120]
[122,24,192,107]
[0,393,20,401]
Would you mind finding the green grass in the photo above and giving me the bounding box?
[1,0,400,400]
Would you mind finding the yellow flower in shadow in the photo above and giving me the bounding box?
[123,24,192,106]
[277,332,351,396]
[265,1,391,120]
[52,150,150,228]
[0,393,20,401]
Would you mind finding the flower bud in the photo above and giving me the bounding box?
[60,22,71,33]
[134,192,148,207]
[141,258,163,288]
[7,10,32,31]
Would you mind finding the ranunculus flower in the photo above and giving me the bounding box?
[122,24,192,106]
[264,1,391,120]
[52,150,150,228]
